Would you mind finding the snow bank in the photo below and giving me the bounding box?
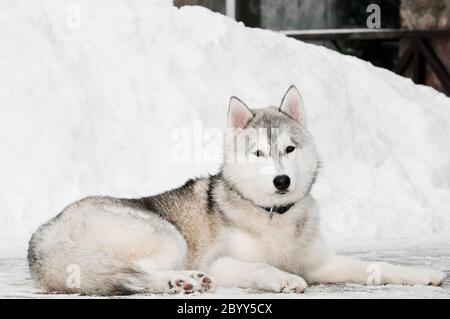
[1,0,450,256]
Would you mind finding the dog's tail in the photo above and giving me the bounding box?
[27,217,150,296]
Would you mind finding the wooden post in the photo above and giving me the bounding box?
[400,0,450,93]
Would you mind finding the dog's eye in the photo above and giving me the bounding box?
[254,150,264,157]
[286,146,295,154]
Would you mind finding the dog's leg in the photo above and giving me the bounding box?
[131,237,214,294]
[304,255,447,286]
[207,257,307,293]
[134,257,214,294]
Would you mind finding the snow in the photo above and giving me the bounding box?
[2,248,449,298]
[0,0,450,298]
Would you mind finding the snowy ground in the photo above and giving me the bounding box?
[1,1,450,298]
[2,247,449,298]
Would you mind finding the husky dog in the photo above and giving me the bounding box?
[28,86,446,295]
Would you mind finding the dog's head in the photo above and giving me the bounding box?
[222,85,319,207]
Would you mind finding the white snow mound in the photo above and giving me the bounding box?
[1,0,450,256]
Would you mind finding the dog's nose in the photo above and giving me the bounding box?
[273,175,290,191]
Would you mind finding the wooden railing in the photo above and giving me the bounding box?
[282,29,450,96]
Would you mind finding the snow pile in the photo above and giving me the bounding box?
[1,0,450,257]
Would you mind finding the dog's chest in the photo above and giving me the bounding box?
[221,219,311,271]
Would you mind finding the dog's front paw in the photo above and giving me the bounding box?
[255,268,307,293]
[279,275,308,293]
[415,270,446,286]
[387,268,447,286]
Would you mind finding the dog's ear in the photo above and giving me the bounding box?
[279,85,306,126]
[227,97,254,129]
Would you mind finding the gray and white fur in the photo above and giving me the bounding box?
[28,86,447,295]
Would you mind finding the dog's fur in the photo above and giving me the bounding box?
[28,86,446,295]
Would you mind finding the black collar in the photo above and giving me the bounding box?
[221,177,296,215]
[259,203,295,215]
